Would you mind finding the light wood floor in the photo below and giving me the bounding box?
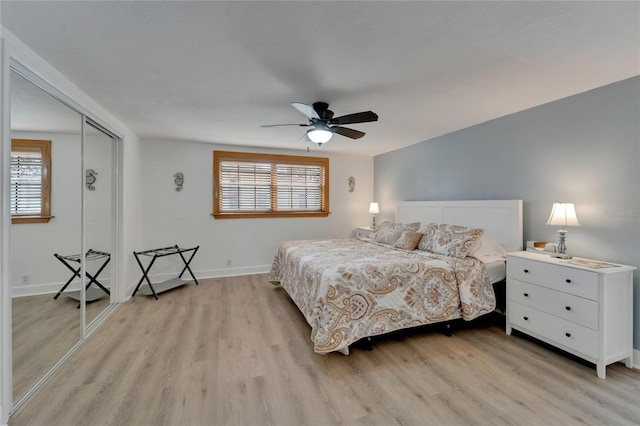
[12,293,110,403]
[9,274,640,426]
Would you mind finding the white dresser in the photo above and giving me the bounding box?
[506,251,635,378]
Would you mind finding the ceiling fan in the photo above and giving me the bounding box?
[261,102,378,146]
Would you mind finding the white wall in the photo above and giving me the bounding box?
[136,139,374,286]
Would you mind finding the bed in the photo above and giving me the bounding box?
[268,200,523,354]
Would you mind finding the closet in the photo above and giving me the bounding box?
[8,65,119,412]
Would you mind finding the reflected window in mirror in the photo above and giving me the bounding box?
[11,139,52,224]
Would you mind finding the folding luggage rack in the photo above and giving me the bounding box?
[132,245,199,299]
[53,249,111,304]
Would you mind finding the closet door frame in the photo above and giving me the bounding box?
[82,118,120,336]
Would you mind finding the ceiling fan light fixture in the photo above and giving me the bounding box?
[307,128,333,145]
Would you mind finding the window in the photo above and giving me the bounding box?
[213,151,329,218]
[11,139,52,224]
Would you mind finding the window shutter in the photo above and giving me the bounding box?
[219,161,272,211]
[275,163,324,211]
[213,151,329,218]
[11,149,44,216]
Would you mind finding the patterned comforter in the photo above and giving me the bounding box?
[268,238,495,354]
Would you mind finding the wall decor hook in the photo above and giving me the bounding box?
[174,172,184,192]
[86,169,98,191]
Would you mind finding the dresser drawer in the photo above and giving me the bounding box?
[509,301,598,358]
[507,257,598,300]
[508,279,598,330]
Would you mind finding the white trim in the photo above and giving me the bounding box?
[634,349,640,370]
[11,281,112,298]
[0,33,13,426]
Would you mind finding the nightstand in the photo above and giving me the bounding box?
[355,226,373,238]
[506,251,635,379]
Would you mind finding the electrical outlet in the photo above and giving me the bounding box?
[226,260,232,267]
[22,275,30,285]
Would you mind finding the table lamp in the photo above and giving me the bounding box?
[546,202,580,259]
[368,202,380,229]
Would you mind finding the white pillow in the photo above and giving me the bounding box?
[469,238,507,263]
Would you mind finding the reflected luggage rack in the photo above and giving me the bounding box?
[53,249,111,305]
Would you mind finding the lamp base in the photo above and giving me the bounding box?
[552,229,572,259]
[551,253,573,259]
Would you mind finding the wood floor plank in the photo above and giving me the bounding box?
[12,293,111,403]
[9,273,640,426]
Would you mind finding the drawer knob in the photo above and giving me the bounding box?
[565,306,571,311]
[565,279,572,283]
[565,332,571,338]
[523,293,529,297]
[523,316,529,321]
[524,269,529,273]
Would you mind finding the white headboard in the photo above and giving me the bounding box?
[396,200,523,252]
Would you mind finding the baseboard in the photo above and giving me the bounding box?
[196,264,272,279]
[634,349,640,370]
[12,280,112,298]
[15,265,270,299]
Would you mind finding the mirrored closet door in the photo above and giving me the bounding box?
[8,66,120,410]
[9,70,83,405]
[83,121,117,327]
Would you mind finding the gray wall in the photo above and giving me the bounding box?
[374,76,640,349]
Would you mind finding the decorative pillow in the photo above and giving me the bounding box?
[394,231,423,250]
[398,222,420,232]
[370,220,392,235]
[419,223,484,258]
[370,221,421,246]
[374,229,404,245]
[417,223,439,251]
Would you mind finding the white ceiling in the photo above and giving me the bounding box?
[3,1,639,156]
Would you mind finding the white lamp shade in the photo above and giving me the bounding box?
[307,129,333,144]
[546,202,580,227]
[368,202,380,215]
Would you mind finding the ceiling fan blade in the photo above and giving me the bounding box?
[330,111,378,125]
[331,126,365,139]
[260,123,310,128]
[291,102,320,119]
[299,132,310,143]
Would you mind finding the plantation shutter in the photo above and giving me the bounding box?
[219,161,272,211]
[11,147,44,216]
[275,164,323,211]
[214,151,329,218]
